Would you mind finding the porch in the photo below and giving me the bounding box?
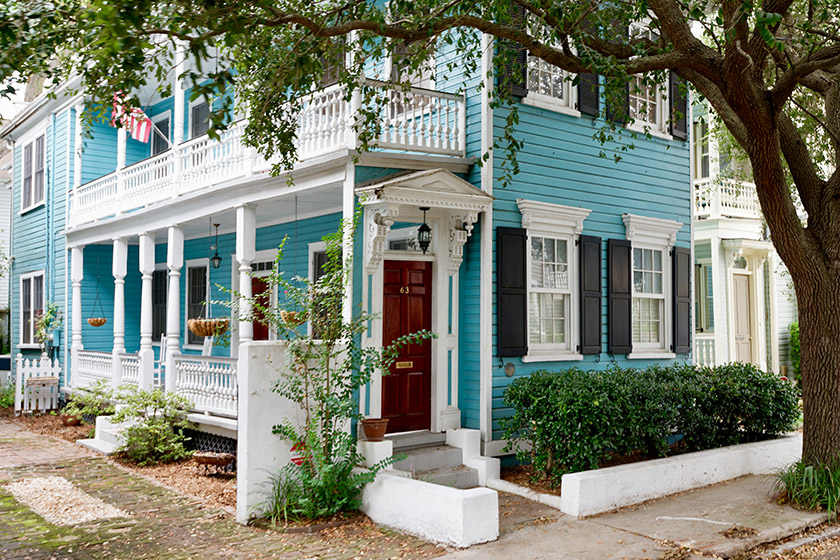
[68,80,466,228]
[694,178,761,220]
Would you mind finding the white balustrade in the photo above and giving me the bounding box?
[75,350,113,388]
[172,354,238,418]
[694,178,761,220]
[68,83,467,228]
[119,353,141,387]
[694,333,716,367]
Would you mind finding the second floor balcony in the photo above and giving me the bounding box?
[68,80,466,228]
[694,177,761,221]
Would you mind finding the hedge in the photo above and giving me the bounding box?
[500,363,799,484]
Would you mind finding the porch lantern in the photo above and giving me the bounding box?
[211,223,222,269]
[417,207,432,254]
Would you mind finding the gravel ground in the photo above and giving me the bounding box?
[5,476,127,526]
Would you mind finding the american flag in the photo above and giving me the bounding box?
[111,92,153,143]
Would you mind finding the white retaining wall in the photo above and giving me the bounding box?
[561,433,802,517]
[361,471,499,548]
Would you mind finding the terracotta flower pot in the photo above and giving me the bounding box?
[360,418,389,442]
[60,414,82,427]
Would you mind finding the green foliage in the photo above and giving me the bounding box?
[111,387,193,466]
[501,363,799,483]
[64,380,115,419]
[790,321,801,385]
[0,382,14,409]
[34,301,63,350]
[237,218,430,522]
[777,460,840,519]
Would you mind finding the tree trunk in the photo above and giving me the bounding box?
[796,273,840,465]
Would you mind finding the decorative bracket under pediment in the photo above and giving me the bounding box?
[448,212,479,274]
[365,205,400,274]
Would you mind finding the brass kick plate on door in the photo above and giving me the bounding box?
[395,361,413,369]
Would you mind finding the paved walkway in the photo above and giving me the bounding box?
[0,419,443,560]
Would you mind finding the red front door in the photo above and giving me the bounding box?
[252,276,270,341]
[382,260,433,433]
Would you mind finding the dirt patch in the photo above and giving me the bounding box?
[110,456,237,511]
[501,465,561,496]
[6,410,93,442]
[721,525,759,539]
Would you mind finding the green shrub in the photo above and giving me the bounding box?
[777,460,840,519]
[501,363,799,483]
[0,382,14,409]
[64,380,115,419]
[790,321,801,384]
[111,387,193,466]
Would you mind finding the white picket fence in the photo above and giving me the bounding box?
[15,354,61,414]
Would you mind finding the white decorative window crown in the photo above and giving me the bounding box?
[517,199,591,235]
[622,213,682,246]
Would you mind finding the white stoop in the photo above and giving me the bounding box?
[358,428,501,547]
[76,416,127,455]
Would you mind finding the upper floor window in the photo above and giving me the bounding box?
[21,271,44,347]
[629,76,660,127]
[527,58,573,110]
[151,117,170,156]
[693,120,710,179]
[22,135,45,211]
[190,101,210,139]
[391,42,434,90]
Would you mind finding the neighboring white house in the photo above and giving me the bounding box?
[0,149,11,352]
[691,115,798,375]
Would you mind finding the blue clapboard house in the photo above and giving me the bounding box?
[0,35,691,462]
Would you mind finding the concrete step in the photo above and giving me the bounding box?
[97,427,123,447]
[417,464,480,489]
[77,438,118,456]
[386,431,447,451]
[393,445,463,472]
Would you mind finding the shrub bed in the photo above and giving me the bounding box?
[500,363,799,484]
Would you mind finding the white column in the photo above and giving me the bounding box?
[70,246,84,387]
[112,237,127,388]
[342,162,355,324]
[172,42,186,195]
[711,240,726,365]
[139,233,156,390]
[236,205,256,343]
[116,128,127,212]
[165,226,184,393]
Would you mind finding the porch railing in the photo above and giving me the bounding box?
[119,353,141,387]
[67,81,466,228]
[694,178,761,220]
[75,350,113,388]
[172,354,238,418]
[694,333,716,367]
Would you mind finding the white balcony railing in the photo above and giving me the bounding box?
[172,354,238,418]
[694,178,761,220]
[694,333,716,367]
[75,350,113,388]
[68,81,466,228]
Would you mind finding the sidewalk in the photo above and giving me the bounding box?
[443,476,828,560]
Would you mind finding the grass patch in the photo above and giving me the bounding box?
[776,460,840,519]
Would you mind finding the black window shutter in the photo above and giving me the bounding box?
[579,235,602,355]
[607,238,632,354]
[672,246,692,354]
[497,227,528,357]
[669,72,688,140]
[578,74,600,116]
[499,5,528,98]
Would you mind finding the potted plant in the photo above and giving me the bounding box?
[35,302,63,355]
[359,418,389,441]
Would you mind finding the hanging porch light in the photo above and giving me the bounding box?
[211,223,222,269]
[417,207,432,254]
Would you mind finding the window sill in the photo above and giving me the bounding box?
[20,201,45,215]
[626,123,673,141]
[17,344,42,351]
[182,344,205,352]
[522,351,584,363]
[627,351,676,360]
[522,94,581,118]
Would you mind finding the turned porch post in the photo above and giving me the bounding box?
[236,204,256,344]
[111,238,127,388]
[70,246,84,387]
[165,225,184,393]
[138,233,156,390]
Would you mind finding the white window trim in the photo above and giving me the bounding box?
[623,213,682,359]
[20,133,47,214]
[522,60,581,117]
[518,199,591,362]
[626,77,672,140]
[19,270,46,350]
[183,258,209,350]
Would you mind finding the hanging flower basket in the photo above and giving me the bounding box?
[87,317,107,328]
[188,318,230,337]
[280,310,305,326]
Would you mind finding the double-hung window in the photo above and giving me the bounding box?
[22,134,45,211]
[185,263,208,346]
[693,120,710,179]
[522,20,577,114]
[518,199,591,361]
[695,263,714,332]
[627,23,667,135]
[21,272,44,346]
[190,101,210,139]
[151,117,170,157]
[152,268,167,341]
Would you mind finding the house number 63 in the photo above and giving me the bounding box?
[400,286,410,294]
